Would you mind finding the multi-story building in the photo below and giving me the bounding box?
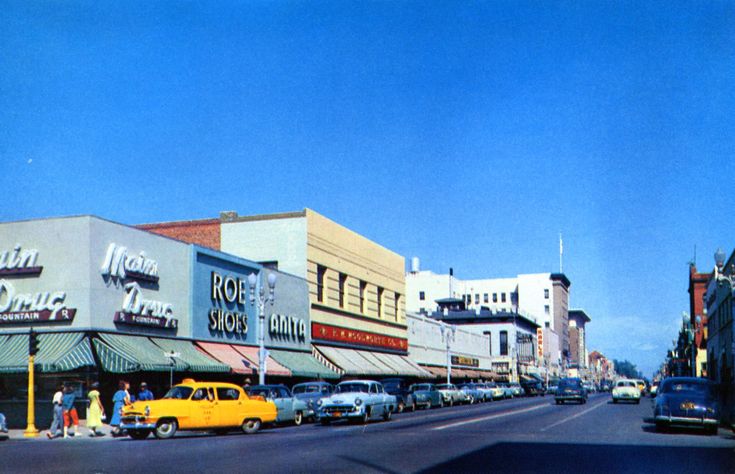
[688,263,710,377]
[705,248,735,423]
[568,309,591,370]
[141,209,428,379]
[406,265,572,366]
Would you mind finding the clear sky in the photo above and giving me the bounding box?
[2,1,734,376]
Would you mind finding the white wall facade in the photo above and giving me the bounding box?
[405,271,463,314]
[407,312,492,370]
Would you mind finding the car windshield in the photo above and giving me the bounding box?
[382,381,402,391]
[412,384,433,392]
[559,379,582,388]
[292,385,321,394]
[661,380,713,396]
[248,388,271,398]
[617,381,636,387]
[436,384,453,390]
[336,383,370,394]
[163,386,194,400]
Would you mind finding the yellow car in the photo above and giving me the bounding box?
[120,379,277,439]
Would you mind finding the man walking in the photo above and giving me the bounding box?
[62,384,79,438]
[46,383,64,439]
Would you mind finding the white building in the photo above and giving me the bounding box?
[406,263,572,367]
[407,312,495,381]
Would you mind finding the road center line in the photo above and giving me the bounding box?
[539,399,608,432]
[431,403,548,431]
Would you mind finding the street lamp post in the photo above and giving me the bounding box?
[165,351,180,389]
[440,323,456,385]
[248,272,276,385]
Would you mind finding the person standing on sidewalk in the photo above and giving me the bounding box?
[137,382,154,401]
[86,382,105,437]
[110,380,131,437]
[62,384,80,438]
[46,383,64,439]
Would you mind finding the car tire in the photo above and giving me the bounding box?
[128,429,150,440]
[613,399,617,404]
[705,425,718,436]
[154,419,177,440]
[411,402,417,412]
[294,411,303,426]
[320,418,331,426]
[361,409,370,424]
[555,400,560,405]
[383,407,392,422]
[655,421,667,433]
[397,402,405,413]
[242,419,261,435]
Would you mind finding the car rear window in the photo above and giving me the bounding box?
[660,380,713,396]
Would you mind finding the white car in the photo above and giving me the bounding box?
[318,380,397,424]
[612,379,641,404]
[435,383,468,406]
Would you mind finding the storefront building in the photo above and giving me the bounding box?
[0,216,332,428]
[407,312,496,381]
[141,209,429,379]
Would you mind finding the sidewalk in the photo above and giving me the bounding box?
[1,420,116,441]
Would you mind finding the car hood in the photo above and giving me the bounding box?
[323,392,369,404]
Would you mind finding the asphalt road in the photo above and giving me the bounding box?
[2,393,734,473]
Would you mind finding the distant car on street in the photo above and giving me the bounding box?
[611,379,641,404]
[509,383,524,397]
[634,379,647,395]
[436,383,468,406]
[522,381,546,397]
[654,377,719,434]
[555,377,588,404]
[409,383,444,409]
[497,383,515,399]
[458,383,484,403]
[380,378,416,412]
[649,383,659,398]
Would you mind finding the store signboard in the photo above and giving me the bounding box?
[312,322,408,352]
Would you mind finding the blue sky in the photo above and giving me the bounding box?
[2,1,734,376]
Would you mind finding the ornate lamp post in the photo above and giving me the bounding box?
[440,323,456,385]
[248,272,276,385]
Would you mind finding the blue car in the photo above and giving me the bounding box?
[292,381,334,420]
[318,380,397,425]
[380,378,416,413]
[409,383,444,409]
[246,384,314,426]
[654,377,719,435]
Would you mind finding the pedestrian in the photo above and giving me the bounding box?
[243,377,252,392]
[86,382,105,437]
[62,384,79,438]
[137,382,154,401]
[110,380,131,437]
[46,383,64,439]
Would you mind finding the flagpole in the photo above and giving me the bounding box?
[559,233,563,273]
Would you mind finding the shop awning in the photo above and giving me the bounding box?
[268,349,340,380]
[151,338,230,373]
[314,345,386,376]
[0,332,95,373]
[421,365,447,378]
[196,342,257,375]
[370,352,434,378]
[95,334,188,373]
[231,345,292,377]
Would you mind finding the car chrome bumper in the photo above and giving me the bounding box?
[655,415,717,425]
[120,422,156,430]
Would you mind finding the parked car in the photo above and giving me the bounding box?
[436,383,468,406]
[509,383,524,397]
[482,382,506,400]
[497,383,515,399]
[611,379,641,404]
[555,377,588,404]
[292,381,334,420]
[409,383,444,409]
[246,384,313,425]
[120,379,277,439]
[649,383,659,398]
[654,377,719,434]
[380,378,416,412]
[318,380,396,424]
[459,383,484,403]
[522,381,546,397]
[545,384,558,395]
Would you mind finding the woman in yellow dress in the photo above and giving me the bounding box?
[87,382,105,437]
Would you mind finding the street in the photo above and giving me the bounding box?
[2,393,734,473]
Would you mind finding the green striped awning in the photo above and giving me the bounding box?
[268,349,340,380]
[0,332,95,373]
[150,338,230,373]
[96,334,188,373]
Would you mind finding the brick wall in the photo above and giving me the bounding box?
[137,219,221,250]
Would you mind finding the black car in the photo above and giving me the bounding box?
[555,377,587,404]
[521,381,545,397]
[654,377,719,434]
[380,378,416,412]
